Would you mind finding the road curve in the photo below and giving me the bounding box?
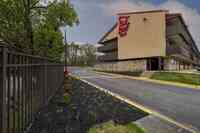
[69,67,200,132]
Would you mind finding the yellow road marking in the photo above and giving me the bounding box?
[71,74,198,133]
[79,75,122,79]
[93,71,200,90]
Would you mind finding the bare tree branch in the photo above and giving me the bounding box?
[31,6,47,9]
[30,0,40,9]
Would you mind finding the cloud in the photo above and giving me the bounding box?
[103,0,155,14]
[103,0,200,50]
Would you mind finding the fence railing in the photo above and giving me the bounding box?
[0,45,64,133]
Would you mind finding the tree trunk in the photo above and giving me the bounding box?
[24,0,34,54]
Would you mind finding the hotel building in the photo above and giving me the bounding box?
[96,10,200,71]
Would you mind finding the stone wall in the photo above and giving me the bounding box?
[164,58,193,71]
[96,58,195,72]
[95,60,147,72]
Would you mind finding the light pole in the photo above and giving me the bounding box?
[64,28,68,75]
[64,0,69,75]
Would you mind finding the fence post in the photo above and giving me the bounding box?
[0,47,8,133]
[44,59,47,105]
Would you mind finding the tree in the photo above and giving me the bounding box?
[0,0,45,51]
[33,24,64,60]
[0,0,78,60]
[0,0,28,50]
[66,43,97,66]
[81,44,97,66]
[33,0,78,60]
[66,42,80,65]
[45,1,78,31]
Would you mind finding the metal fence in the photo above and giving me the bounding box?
[0,45,64,133]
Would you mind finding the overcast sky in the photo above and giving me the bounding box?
[66,0,200,50]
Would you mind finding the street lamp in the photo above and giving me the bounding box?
[64,28,68,76]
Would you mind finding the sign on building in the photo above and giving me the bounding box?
[118,16,130,37]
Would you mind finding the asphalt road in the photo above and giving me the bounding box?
[69,67,200,132]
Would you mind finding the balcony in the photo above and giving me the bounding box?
[166,18,191,44]
[98,44,117,53]
[98,38,118,53]
[98,51,118,61]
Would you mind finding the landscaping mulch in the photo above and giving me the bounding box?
[28,77,148,133]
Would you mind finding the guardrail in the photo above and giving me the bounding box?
[0,45,64,133]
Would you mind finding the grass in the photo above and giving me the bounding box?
[95,70,200,86]
[151,72,200,86]
[62,93,71,104]
[87,121,145,133]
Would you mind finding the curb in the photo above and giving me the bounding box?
[93,71,200,90]
[70,74,198,133]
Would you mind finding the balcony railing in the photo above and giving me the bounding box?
[98,51,118,61]
[166,18,191,45]
[98,38,117,53]
[98,43,117,53]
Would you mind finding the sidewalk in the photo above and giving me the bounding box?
[135,115,191,133]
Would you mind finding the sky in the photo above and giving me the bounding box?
[66,0,200,50]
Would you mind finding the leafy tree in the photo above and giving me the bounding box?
[33,0,78,60]
[0,0,28,50]
[0,0,46,51]
[67,42,80,65]
[82,44,97,66]
[33,24,64,61]
[45,1,78,31]
[66,43,97,66]
[0,0,78,60]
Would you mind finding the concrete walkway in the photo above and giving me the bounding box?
[135,115,190,133]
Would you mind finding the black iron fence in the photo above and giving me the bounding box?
[0,45,64,133]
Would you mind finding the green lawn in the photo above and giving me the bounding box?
[88,121,145,133]
[150,72,200,85]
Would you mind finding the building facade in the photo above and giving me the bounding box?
[96,10,200,71]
